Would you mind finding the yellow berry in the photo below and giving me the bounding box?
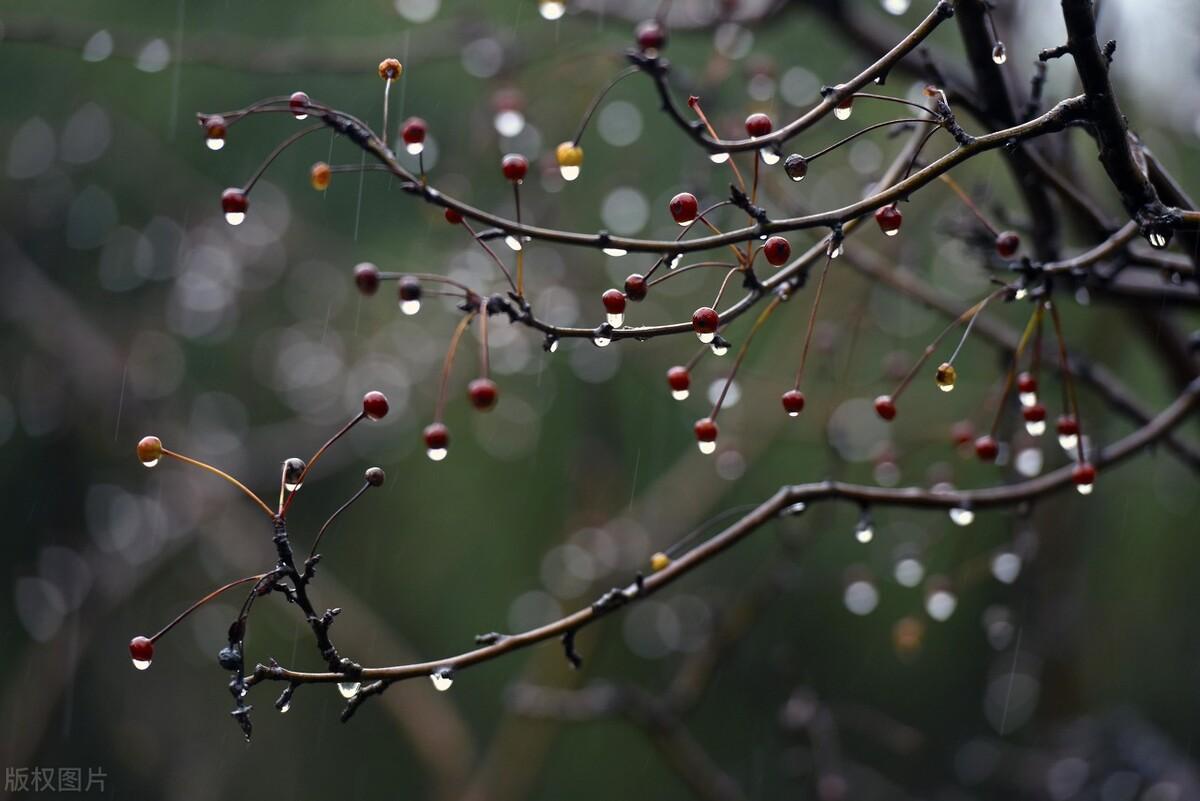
[378,58,402,81]
[555,141,583,167]
[935,362,957,392]
[650,552,670,572]
[310,161,331,191]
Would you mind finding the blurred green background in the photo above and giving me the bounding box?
[1,0,1198,799]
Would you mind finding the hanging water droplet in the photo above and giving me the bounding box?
[990,552,1021,584]
[709,152,730,164]
[602,247,627,257]
[547,338,559,353]
[538,0,565,20]
[1025,419,1046,437]
[400,299,421,316]
[560,165,580,181]
[430,669,454,691]
[206,137,225,151]
[1014,287,1029,301]
[948,507,975,526]
[697,440,717,454]
[671,389,689,401]
[141,458,159,469]
[1018,391,1037,407]
[1015,447,1043,477]
[427,447,448,461]
[592,332,611,347]
[855,523,874,543]
[834,102,853,121]
[283,457,306,492]
[882,0,911,14]
[759,148,780,165]
[828,240,844,258]
[668,254,682,269]
[224,212,246,226]
[504,235,523,252]
[406,142,425,156]
[782,501,807,516]
[696,331,715,344]
[338,682,360,699]
[784,154,808,181]
[710,341,728,356]
[991,42,1007,65]
[1148,230,1168,249]
[1076,482,1093,495]
[132,657,152,670]
[935,362,957,392]
[1058,432,1079,451]
[606,312,624,328]
[279,701,291,713]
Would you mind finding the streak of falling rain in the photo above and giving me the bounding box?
[353,153,367,241]
[168,0,186,139]
[999,625,1023,734]
[628,448,640,511]
[114,361,128,440]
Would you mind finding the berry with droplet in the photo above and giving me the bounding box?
[398,275,422,315]
[692,306,719,343]
[424,422,450,461]
[650,552,670,571]
[763,235,791,266]
[935,362,957,392]
[130,635,154,670]
[1017,372,1037,394]
[1072,462,1096,494]
[635,19,667,53]
[401,117,427,155]
[204,115,227,150]
[468,378,499,411]
[221,188,248,225]
[289,91,310,119]
[834,96,854,120]
[784,153,808,181]
[378,58,402,80]
[745,112,773,137]
[364,467,386,486]
[874,395,896,421]
[875,204,902,236]
[354,262,380,296]
[444,208,463,224]
[694,417,718,454]
[624,273,647,301]
[995,231,1020,258]
[310,161,331,191]
[362,390,389,420]
[137,436,163,467]
[1022,402,1047,436]
[283,457,305,491]
[781,389,806,416]
[669,192,699,225]
[974,435,999,462]
[555,141,584,181]
[501,153,529,182]
[666,366,690,400]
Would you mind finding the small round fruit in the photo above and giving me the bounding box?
[468,378,499,411]
[1017,372,1038,394]
[362,390,390,420]
[129,636,154,668]
[667,366,690,392]
[624,273,647,301]
[378,58,403,80]
[398,276,422,301]
[1022,403,1047,423]
[694,417,718,442]
[781,389,806,416]
[1057,416,1080,437]
[995,231,1020,258]
[745,112,773,137]
[784,154,808,181]
[875,205,902,236]
[763,236,791,266]
[137,436,163,466]
[221,188,248,216]
[555,141,583,167]
[501,153,529,182]
[354,262,380,296]
[289,91,310,118]
[974,435,999,462]
[364,467,386,486]
[424,422,450,450]
[310,161,332,191]
[874,395,897,421]
[669,192,699,225]
[650,552,670,571]
[444,208,463,224]
[602,288,627,315]
[1072,462,1096,489]
[402,117,427,145]
[692,306,719,334]
[935,362,957,391]
[635,19,667,52]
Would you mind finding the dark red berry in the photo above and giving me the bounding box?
[1057,415,1079,436]
[763,236,791,266]
[692,306,719,334]
[781,389,806,416]
[364,467,386,486]
[354,262,380,296]
[424,422,450,450]
[362,390,389,420]
[667,366,690,392]
[1072,462,1096,487]
[624,273,647,301]
[974,435,999,462]
[635,19,667,52]
[669,192,699,225]
[398,276,422,301]
[1022,403,1046,423]
[204,115,227,140]
[995,231,1020,258]
[401,117,427,144]
[745,113,773,137]
[130,635,154,665]
[468,378,498,411]
[1017,372,1037,394]
[501,153,529,182]
[875,205,902,235]
[221,188,248,214]
[444,208,463,224]
[289,91,310,117]
[602,289,627,315]
[874,395,897,421]
[694,417,718,442]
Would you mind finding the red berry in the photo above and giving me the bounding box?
[602,288,627,315]
[468,378,498,411]
[875,205,902,236]
[1022,403,1046,423]
[398,276,422,301]
[694,417,718,442]
[204,115,227,141]
[354,262,380,296]
[763,236,791,266]
[424,422,450,450]
[129,635,154,667]
[1017,372,1038,394]
[692,306,719,335]
[624,273,647,301]
[501,153,529,182]
[1072,462,1096,487]
[874,395,896,421]
[781,389,806,416]
[745,112,773,137]
[635,19,667,52]
[669,192,699,225]
[667,366,690,392]
[444,208,463,224]
[221,188,248,215]
[137,435,163,466]
[401,117,427,144]
[1057,415,1079,436]
[995,231,1020,258]
[362,390,389,420]
[289,91,310,118]
[974,435,999,462]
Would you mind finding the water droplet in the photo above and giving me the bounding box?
[606,312,624,328]
[828,241,844,258]
[1015,447,1043,477]
[671,389,689,401]
[538,0,565,20]
[225,212,245,226]
[884,228,900,237]
[698,440,716,454]
[784,154,808,181]
[697,331,715,344]
[855,523,874,543]
[427,447,448,461]
[547,339,559,353]
[710,341,728,356]
[925,589,957,621]
[338,682,361,699]
[1148,230,1168,249]
[882,0,911,14]
[935,362,957,392]
[759,148,780,165]
[560,165,580,181]
[1014,287,1029,300]
[668,254,682,269]
[406,142,425,156]
[206,138,225,152]
[782,501,807,516]
[1025,419,1046,437]
[1018,391,1037,407]
[1076,481,1094,495]
[132,657,152,670]
[949,507,974,526]
[505,235,523,252]
[991,42,1007,65]
[430,669,454,691]
[401,299,421,316]
[141,458,159,469]
[834,105,852,121]
[709,152,730,164]
[990,552,1021,584]
[279,701,291,713]
[1058,433,1078,451]
[602,247,627,257]
[592,333,611,347]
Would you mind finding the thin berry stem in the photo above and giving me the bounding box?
[243,123,326,193]
[150,574,269,642]
[434,311,479,421]
[988,304,1043,437]
[709,296,783,421]
[793,253,834,390]
[307,482,372,565]
[279,412,367,517]
[571,65,640,146]
[161,450,275,519]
